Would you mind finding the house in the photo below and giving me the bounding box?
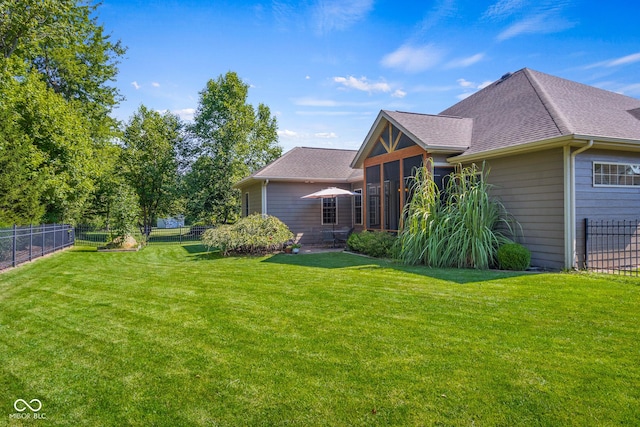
[157,215,185,228]
[236,68,640,270]
[234,147,364,245]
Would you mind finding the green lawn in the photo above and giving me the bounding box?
[1,246,639,426]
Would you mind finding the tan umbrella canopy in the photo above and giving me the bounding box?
[301,187,358,199]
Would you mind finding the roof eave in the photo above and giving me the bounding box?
[448,135,574,163]
[234,176,355,188]
[448,134,640,163]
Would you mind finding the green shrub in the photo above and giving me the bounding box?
[201,214,293,255]
[497,243,531,271]
[347,231,396,258]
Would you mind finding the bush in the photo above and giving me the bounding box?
[497,243,531,271]
[201,214,293,255]
[347,231,396,258]
[396,162,518,269]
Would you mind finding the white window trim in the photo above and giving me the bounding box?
[321,197,338,225]
[593,161,640,187]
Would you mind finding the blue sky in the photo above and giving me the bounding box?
[100,0,640,153]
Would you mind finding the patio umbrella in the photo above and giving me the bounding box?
[301,187,358,246]
[301,187,358,199]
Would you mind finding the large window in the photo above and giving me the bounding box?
[366,166,381,228]
[363,122,427,231]
[353,189,362,225]
[383,161,400,231]
[594,162,640,187]
[322,197,337,225]
[403,155,424,205]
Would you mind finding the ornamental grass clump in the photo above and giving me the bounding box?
[202,214,293,255]
[397,162,518,269]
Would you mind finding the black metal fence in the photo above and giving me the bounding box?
[584,219,640,276]
[0,224,75,271]
[74,225,211,247]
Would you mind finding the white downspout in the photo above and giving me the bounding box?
[566,140,594,269]
[262,179,269,218]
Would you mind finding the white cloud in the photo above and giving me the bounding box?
[315,132,338,139]
[131,81,141,90]
[152,82,160,87]
[446,53,485,69]
[457,78,475,88]
[172,108,195,121]
[483,0,527,20]
[333,76,391,93]
[497,13,573,41]
[278,129,299,138]
[312,0,373,34]
[305,75,311,80]
[586,52,640,69]
[620,83,640,95]
[609,53,640,66]
[295,98,340,107]
[392,89,407,98]
[413,0,457,36]
[293,97,379,108]
[454,78,495,98]
[381,44,444,73]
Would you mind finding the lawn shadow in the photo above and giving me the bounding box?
[263,251,533,284]
[181,244,208,254]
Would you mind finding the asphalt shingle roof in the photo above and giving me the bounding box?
[241,68,640,187]
[383,110,472,150]
[441,68,640,156]
[247,147,361,182]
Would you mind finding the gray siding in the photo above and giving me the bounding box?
[241,183,263,216]
[575,149,640,268]
[483,148,566,270]
[266,182,355,245]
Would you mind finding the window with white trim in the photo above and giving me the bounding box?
[593,162,640,187]
[353,189,362,225]
[322,197,337,225]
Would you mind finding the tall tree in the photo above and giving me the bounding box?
[0,0,125,224]
[187,71,281,224]
[121,105,183,237]
[0,0,125,140]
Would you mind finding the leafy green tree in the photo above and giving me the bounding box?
[187,71,281,224]
[0,0,125,225]
[0,114,45,227]
[108,182,139,243]
[121,105,184,238]
[0,0,125,140]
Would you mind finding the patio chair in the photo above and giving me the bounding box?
[333,227,353,246]
[322,229,336,247]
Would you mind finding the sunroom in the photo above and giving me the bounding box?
[351,110,472,232]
